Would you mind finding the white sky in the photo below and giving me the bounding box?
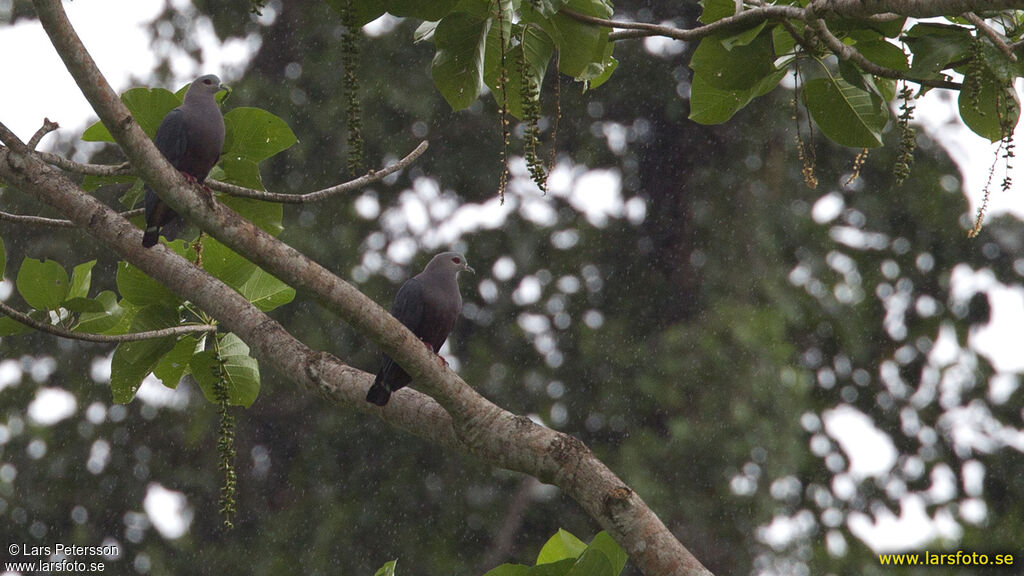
[1,0,1023,563]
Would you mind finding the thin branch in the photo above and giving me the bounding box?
[966,12,1017,61]
[0,208,143,228]
[33,142,428,204]
[807,16,963,90]
[0,300,216,343]
[28,119,59,150]
[205,140,428,203]
[562,5,804,42]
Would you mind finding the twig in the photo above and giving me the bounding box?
[965,12,1017,61]
[205,140,428,203]
[28,119,59,150]
[561,5,804,42]
[32,141,428,204]
[0,300,216,343]
[0,208,143,228]
[807,16,963,90]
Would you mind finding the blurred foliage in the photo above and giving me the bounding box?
[1,1,1023,576]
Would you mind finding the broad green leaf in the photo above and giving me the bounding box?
[565,549,613,576]
[771,23,799,58]
[110,305,180,403]
[537,529,587,565]
[218,156,265,191]
[200,237,294,311]
[372,560,397,576]
[68,260,96,300]
[855,39,909,71]
[803,76,887,148]
[431,12,492,110]
[588,55,618,90]
[153,335,201,389]
[119,179,146,209]
[690,31,775,91]
[484,24,555,118]
[223,107,297,163]
[959,71,1021,142]
[584,532,627,576]
[75,291,127,334]
[979,40,1024,83]
[240,268,296,312]
[218,194,284,236]
[62,297,107,313]
[0,315,32,336]
[17,257,69,310]
[530,0,612,81]
[82,87,181,142]
[388,0,459,20]
[905,23,972,77]
[528,0,570,17]
[699,0,734,24]
[191,333,261,407]
[483,560,576,576]
[690,68,786,124]
[722,21,768,50]
[116,260,182,307]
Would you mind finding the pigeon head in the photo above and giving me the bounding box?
[186,74,229,101]
[426,251,474,277]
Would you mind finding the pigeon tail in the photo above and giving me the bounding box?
[142,226,160,248]
[365,383,391,406]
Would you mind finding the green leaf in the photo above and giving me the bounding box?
[153,335,201,389]
[484,24,555,118]
[855,39,909,71]
[584,532,627,576]
[82,87,182,142]
[528,0,613,81]
[959,71,1021,142]
[17,257,69,310]
[772,24,798,58]
[721,21,768,50]
[110,305,180,403]
[200,237,294,311]
[690,31,775,90]
[0,315,32,337]
[218,194,284,237]
[116,260,182,307]
[388,0,459,21]
[415,20,439,43]
[191,333,261,407]
[689,68,785,124]
[372,560,397,576]
[431,12,492,110]
[803,76,887,148]
[905,23,972,77]
[699,0,734,24]
[537,529,587,565]
[62,297,107,313]
[75,291,127,334]
[68,260,96,300]
[119,179,146,209]
[528,0,569,17]
[222,107,298,163]
[565,549,613,576]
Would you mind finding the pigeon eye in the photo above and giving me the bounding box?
[452,257,461,264]
[203,79,213,84]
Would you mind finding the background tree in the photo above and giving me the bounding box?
[2,1,1024,575]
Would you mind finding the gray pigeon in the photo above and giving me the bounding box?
[142,74,227,247]
[366,252,474,406]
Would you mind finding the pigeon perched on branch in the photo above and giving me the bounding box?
[366,252,474,406]
[142,74,227,247]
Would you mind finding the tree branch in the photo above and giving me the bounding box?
[0,299,217,343]
[24,1,711,574]
[28,118,59,150]
[205,140,428,203]
[965,12,1017,61]
[0,207,143,228]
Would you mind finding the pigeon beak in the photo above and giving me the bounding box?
[464,264,475,274]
